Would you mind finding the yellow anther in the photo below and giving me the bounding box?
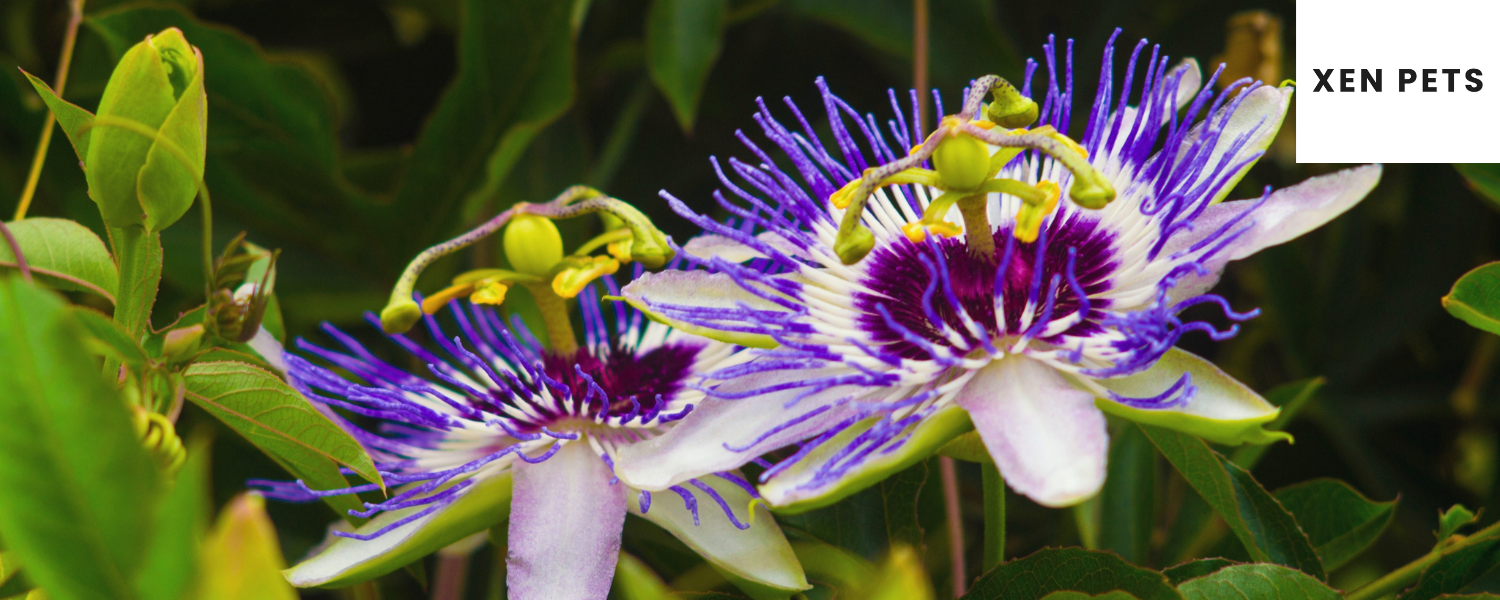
[422,281,477,314]
[901,220,962,243]
[470,280,509,306]
[969,119,997,130]
[607,238,633,263]
[1049,132,1090,159]
[830,178,862,209]
[1013,180,1061,243]
[908,143,924,156]
[551,256,620,298]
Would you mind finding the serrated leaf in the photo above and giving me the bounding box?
[1140,425,1326,580]
[0,218,118,302]
[1039,593,1141,600]
[0,277,161,600]
[961,547,1183,600]
[20,70,94,161]
[1177,564,1341,600]
[1099,422,1157,565]
[646,0,726,132]
[1273,478,1397,570]
[389,0,575,261]
[182,360,381,489]
[1163,559,1237,586]
[1440,506,1482,545]
[1398,539,1500,600]
[72,307,147,367]
[1444,262,1500,335]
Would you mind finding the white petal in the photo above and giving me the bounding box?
[1173,58,1203,111]
[681,232,808,263]
[284,473,512,588]
[1183,84,1293,205]
[1166,165,1382,301]
[614,362,878,491]
[629,473,809,593]
[247,326,287,374]
[1090,347,1290,446]
[507,442,627,600]
[621,270,793,349]
[956,356,1108,507]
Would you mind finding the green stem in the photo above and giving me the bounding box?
[981,462,1006,571]
[939,455,966,596]
[523,282,577,356]
[110,225,162,340]
[958,195,994,259]
[1347,521,1500,600]
[13,0,84,221]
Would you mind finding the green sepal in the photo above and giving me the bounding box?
[762,404,973,514]
[285,473,513,588]
[1089,348,1292,447]
[89,35,178,228]
[20,71,94,162]
[136,40,206,232]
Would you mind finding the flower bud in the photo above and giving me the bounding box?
[932,133,991,192]
[503,214,564,277]
[162,324,205,363]
[85,27,207,232]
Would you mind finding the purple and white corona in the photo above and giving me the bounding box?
[615,32,1380,508]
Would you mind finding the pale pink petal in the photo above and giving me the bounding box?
[507,441,627,600]
[1166,164,1382,302]
[956,356,1108,507]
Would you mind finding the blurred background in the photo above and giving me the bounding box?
[6,0,1498,598]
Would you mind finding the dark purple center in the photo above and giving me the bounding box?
[531,342,704,424]
[855,217,1118,360]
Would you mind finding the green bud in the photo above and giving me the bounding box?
[380,300,423,334]
[932,133,991,192]
[1068,177,1116,209]
[162,324,205,363]
[85,27,207,232]
[834,225,876,265]
[986,78,1039,129]
[503,214,565,277]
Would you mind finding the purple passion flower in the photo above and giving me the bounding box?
[614,32,1381,509]
[254,283,807,598]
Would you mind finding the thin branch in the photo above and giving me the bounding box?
[0,222,33,284]
[14,0,86,221]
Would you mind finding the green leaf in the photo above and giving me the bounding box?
[388,0,575,261]
[200,494,298,600]
[776,460,931,560]
[1273,478,1397,571]
[182,360,382,489]
[0,276,161,600]
[1163,559,1237,586]
[961,547,1183,600]
[1038,593,1141,600]
[617,551,675,600]
[0,551,33,600]
[1457,164,1500,212]
[1177,564,1341,600]
[1440,505,1482,545]
[136,439,210,600]
[72,306,147,367]
[1444,262,1500,335]
[20,70,94,161]
[0,218,118,302]
[1099,422,1157,565]
[1140,424,1326,580]
[646,0,726,132]
[1398,539,1500,600]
